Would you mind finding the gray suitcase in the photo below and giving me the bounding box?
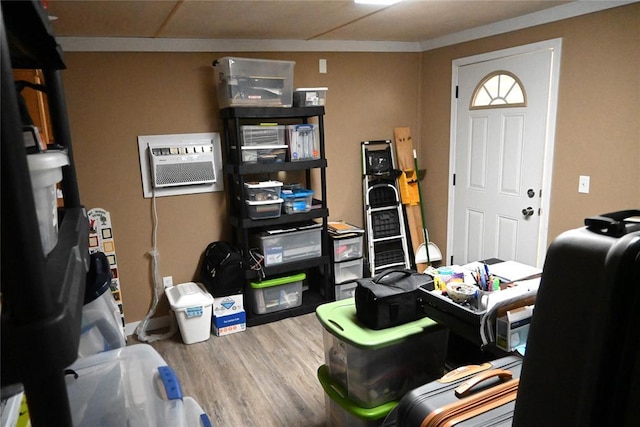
[382,355,522,427]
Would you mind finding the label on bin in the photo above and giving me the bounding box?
[186,306,204,318]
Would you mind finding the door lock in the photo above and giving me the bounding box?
[522,207,534,217]
[527,189,535,198]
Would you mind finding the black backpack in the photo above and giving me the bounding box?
[199,241,246,297]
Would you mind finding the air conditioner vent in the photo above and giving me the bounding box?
[154,162,215,187]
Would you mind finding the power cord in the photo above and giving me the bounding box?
[134,187,177,342]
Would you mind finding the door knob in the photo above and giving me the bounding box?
[522,207,534,217]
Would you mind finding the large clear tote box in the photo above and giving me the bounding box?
[361,140,411,276]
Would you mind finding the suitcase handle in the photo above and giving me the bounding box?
[454,369,513,398]
[438,362,492,384]
[585,209,640,237]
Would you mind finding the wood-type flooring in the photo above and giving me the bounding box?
[139,313,327,427]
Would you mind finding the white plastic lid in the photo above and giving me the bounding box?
[246,198,283,206]
[240,144,287,150]
[295,87,328,91]
[166,282,213,310]
[244,180,283,189]
[27,150,69,171]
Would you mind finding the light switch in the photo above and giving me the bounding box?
[578,175,590,194]
[319,59,327,74]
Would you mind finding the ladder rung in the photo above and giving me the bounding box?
[368,204,399,213]
[371,235,405,243]
[374,261,407,272]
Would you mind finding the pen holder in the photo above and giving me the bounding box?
[472,289,499,311]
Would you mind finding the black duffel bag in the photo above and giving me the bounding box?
[355,268,434,330]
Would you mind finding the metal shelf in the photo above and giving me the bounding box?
[221,106,330,326]
[1,2,89,425]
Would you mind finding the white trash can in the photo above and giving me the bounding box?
[166,282,214,344]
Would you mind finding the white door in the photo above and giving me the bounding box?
[448,40,561,267]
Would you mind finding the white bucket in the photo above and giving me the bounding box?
[166,282,214,344]
[27,150,69,255]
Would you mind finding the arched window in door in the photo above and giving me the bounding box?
[470,71,526,109]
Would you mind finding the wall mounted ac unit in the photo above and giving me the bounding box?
[148,140,216,188]
[137,133,223,198]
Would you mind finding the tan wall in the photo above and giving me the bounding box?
[419,3,640,260]
[62,51,421,323]
[63,3,639,324]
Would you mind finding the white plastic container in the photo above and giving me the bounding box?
[245,198,283,220]
[244,180,283,201]
[293,87,328,107]
[333,234,364,262]
[26,150,69,255]
[333,258,364,284]
[166,282,214,345]
[65,344,188,426]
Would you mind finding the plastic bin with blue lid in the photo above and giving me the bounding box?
[65,344,210,426]
[316,299,448,408]
[281,188,314,213]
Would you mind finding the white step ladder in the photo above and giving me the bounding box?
[361,140,412,276]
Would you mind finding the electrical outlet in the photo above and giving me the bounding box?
[163,276,173,288]
[578,175,590,194]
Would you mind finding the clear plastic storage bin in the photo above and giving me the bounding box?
[246,198,283,220]
[286,124,320,161]
[241,145,287,163]
[244,180,283,201]
[281,188,314,213]
[333,258,363,284]
[253,225,322,266]
[316,299,448,408]
[318,365,394,427]
[293,87,328,107]
[65,344,189,427]
[333,234,364,262]
[250,273,305,314]
[241,124,285,146]
[213,57,295,108]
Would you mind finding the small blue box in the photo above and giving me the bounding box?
[212,310,246,336]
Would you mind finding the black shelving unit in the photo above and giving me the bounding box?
[220,106,330,326]
[1,2,89,426]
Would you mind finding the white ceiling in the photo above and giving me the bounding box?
[45,1,633,52]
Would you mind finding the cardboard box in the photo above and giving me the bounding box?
[496,305,534,352]
[212,293,244,317]
[212,311,246,336]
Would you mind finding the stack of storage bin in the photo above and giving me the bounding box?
[315,299,449,426]
[328,225,365,300]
